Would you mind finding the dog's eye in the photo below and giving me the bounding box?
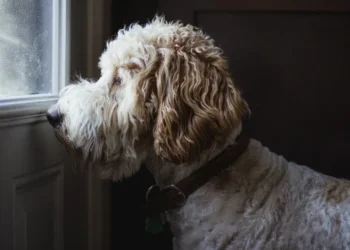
[113,76,121,85]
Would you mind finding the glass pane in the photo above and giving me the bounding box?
[0,0,52,98]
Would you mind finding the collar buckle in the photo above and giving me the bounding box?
[163,184,187,207]
[146,184,187,208]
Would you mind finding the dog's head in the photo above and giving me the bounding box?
[47,17,249,181]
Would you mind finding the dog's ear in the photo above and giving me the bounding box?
[153,47,249,164]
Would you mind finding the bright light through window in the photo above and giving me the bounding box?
[0,0,56,98]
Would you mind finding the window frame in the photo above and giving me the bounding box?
[0,0,70,121]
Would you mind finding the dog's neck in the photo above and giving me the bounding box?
[145,124,243,187]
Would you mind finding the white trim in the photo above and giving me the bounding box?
[52,0,70,95]
[0,0,70,121]
[60,0,71,93]
[0,97,58,125]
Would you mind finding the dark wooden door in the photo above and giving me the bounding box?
[159,0,350,179]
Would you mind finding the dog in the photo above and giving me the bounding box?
[47,16,350,249]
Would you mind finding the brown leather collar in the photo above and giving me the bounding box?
[144,134,250,217]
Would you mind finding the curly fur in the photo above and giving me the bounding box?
[154,36,248,164]
[48,16,350,249]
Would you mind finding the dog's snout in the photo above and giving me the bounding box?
[46,106,62,127]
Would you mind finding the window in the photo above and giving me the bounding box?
[0,0,68,112]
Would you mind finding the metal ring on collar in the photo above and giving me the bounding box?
[146,184,160,203]
[163,184,187,207]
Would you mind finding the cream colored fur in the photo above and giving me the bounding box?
[49,17,350,249]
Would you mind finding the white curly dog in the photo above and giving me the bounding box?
[47,17,350,249]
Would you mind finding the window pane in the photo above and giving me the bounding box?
[0,0,52,98]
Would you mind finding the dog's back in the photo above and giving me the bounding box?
[167,139,350,249]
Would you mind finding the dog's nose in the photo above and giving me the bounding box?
[46,106,62,127]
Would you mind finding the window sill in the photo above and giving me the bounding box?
[0,94,58,126]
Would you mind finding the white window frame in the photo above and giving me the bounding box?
[0,0,70,121]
